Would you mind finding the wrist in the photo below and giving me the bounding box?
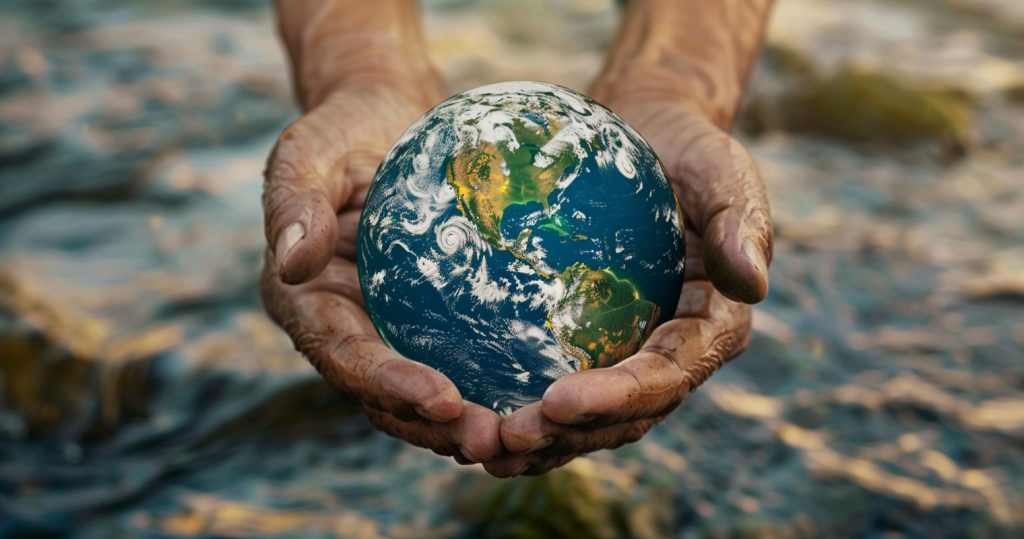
[301,45,443,112]
[589,65,736,130]
[592,0,774,129]
[278,0,442,110]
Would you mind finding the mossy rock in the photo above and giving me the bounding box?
[760,42,817,76]
[457,460,640,539]
[782,65,974,154]
[0,330,361,443]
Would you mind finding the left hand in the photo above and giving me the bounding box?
[493,88,774,476]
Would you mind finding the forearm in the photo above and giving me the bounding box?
[275,0,438,110]
[595,0,775,129]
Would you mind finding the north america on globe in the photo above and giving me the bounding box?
[357,81,686,413]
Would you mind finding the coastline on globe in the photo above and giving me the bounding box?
[357,81,686,414]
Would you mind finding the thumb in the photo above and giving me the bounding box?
[665,113,773,304]
[263,113,351,284]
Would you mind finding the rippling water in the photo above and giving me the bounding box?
[1,0,1023,537]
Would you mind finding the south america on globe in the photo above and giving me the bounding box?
[357,82,686,413]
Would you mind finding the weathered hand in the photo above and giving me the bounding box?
[261,81,513,472]
[498,90,774,475]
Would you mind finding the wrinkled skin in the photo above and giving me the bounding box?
[262,0,775,478]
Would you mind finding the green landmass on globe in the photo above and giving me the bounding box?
[447,115,578,270]
[446,110,659,370]
[547,263,659,369]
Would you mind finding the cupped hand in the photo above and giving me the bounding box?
[498,89,774,476]
[261,80,518,474]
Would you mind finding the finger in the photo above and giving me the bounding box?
[501,402,560,455]
[335,208,361,260]
[502,402,654,456]
[263,108,352,285]
[544,420,652,455]
[364,401,505,464]
[482,454,531,479]
[335,149,382,260]
[261,251,463,422]
[682,227,707,281]
[627,106,772,304]
[445,402,506,464]
[669,115,772,304]
[355,349,464,421]
[542,281,751,426]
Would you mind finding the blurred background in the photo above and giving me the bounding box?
[1,0,1023,537]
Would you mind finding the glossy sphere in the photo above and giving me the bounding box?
[358,82,685,413]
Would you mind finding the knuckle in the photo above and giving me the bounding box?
[725,136,757,173]
[621,421,652,445]
[329,332,384,394]
[415,428,457,454]
[681,327,742,391]
[667,124,724,181]
[266,122,312,182]
[358,350,396,386]
[333,332,382,362]
[290,328,373,403]
[636,346,685,382]
[565,430,611,454]
[262,117,347,213]
[262,180,305,225]
[744,201,772,228]
[595,428,625,451]
[549,433,584,456]
[365,405,433,448]
[623,350,687,420]
[636,345,686,383]
[638,345,678,369]
[292,329,331,366]
[630,346,690,419]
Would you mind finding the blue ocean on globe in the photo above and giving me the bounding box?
[358,81,686,413]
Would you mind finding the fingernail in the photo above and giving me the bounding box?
[414,405,446,422]
[275,222,305,272]
[460,446,483,464]
[512,462,531,478]
[526,437,554,453]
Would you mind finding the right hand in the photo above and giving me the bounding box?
[260,79,518,475]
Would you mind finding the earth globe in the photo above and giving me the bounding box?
[357,81,686,413]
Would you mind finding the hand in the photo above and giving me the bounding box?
[497,86,774,475]
[261,78,515,473]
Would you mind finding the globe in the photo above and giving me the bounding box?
[358,81,686,413]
